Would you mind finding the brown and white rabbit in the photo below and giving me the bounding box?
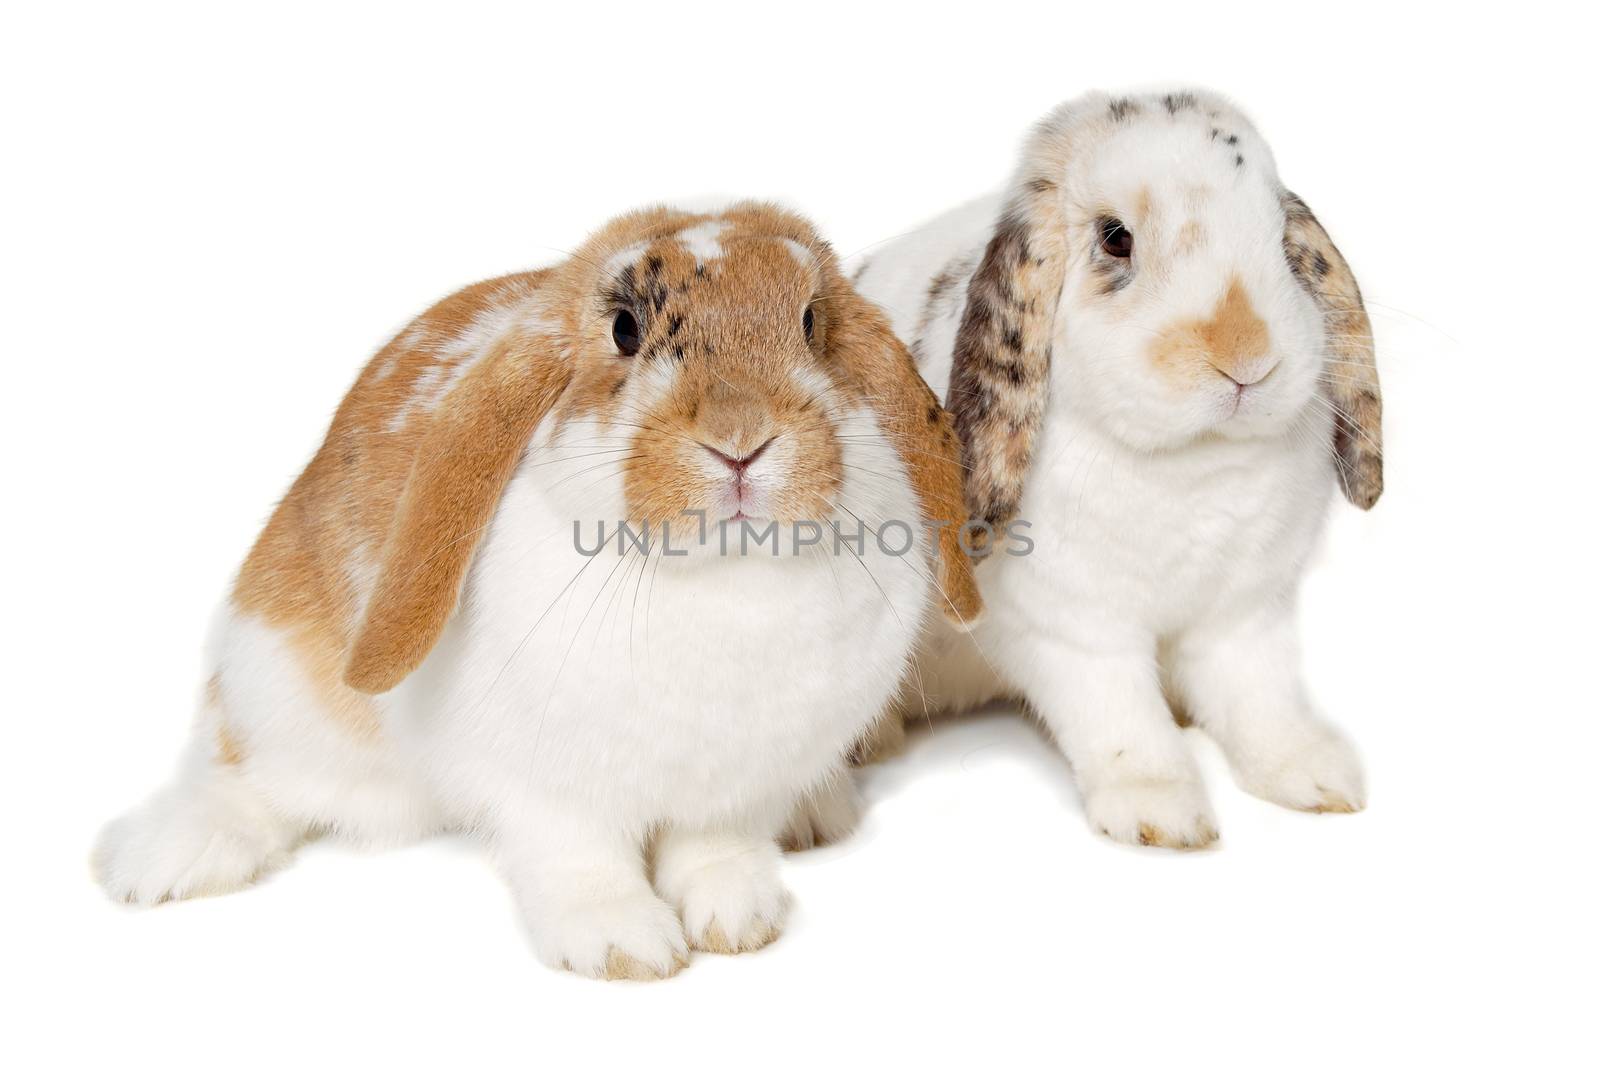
[94,202,981,978]
[850,89,1381,847]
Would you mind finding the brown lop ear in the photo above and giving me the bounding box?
[826,285,984,628]
[947,176,1070,556]
[343,334,572,693]
[1282,192,1384,509]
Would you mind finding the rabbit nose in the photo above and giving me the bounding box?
[1218,358,1279,388]
[701,437,775,473]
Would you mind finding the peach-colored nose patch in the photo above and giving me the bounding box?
[1198,278,1269,375]
[1150,275,1270,385]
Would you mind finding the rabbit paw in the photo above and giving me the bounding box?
[1083,775,1219,849]
[94,785,298,905]
[1236,730,1366,814]
[538,891,689,981]
[656,837,789,954]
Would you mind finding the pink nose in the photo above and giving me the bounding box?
[702,437,774,474]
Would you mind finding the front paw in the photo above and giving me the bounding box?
[533,891,689,981]
[1236,730,1366,814]
[655,840,789,954]
[1083,776,1219,849]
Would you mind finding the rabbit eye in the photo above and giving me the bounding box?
[612,310,641,357]
[1098,218,1134,259]
[802,306,816,342]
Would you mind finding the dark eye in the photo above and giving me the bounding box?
[612,309,641,357]
[802,306,816,342]
[1098,218,1134,259]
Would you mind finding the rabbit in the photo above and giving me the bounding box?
[93,201,982,978]
[848,89,1382,848]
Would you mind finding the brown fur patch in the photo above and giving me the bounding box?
[232,268,563,707]
[1151,276,1271,385]
[692,919,780,955]
[1198,278,1270,372]
[205,673,245,766]
[1175,219,1207,257]
[1134,186,1156,229]
[1282,192,1383,509]
[1136,819,1219,849]
[601,947,686,981]
[826,282,983,625]
[343,330,573,693]
[216,726,245,767]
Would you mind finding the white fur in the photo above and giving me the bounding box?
[852,90,1365,846]
[95,365,931,975]
[782,238,816,267]
[388,295,556,432]
[675,220,728,265]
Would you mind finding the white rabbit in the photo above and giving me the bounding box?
[851,89,1382,847]
[94,202,981,978]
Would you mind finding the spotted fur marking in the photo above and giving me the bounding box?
[911,251,979,366]
[1282,192,1383,509]
[947,187,1066,551]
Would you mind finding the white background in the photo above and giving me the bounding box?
[4,2,1595,1063]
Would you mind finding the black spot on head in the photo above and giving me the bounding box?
[609,376,627,397]
[1235,154,1245,167]
[1312,251,1331,278]
[673,344,685,362]
[645,254,663,276]
[1108,98,1138,121]
[1225,134,1239,146]
[926,404,941,424]
[666,314,683,337]
[1162,92,1197,115]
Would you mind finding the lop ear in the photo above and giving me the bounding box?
[1282,192,1384,509]
[947,176,1070,554]
[343,334,572,693]
[827,286,983,628]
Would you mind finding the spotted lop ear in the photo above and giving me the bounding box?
[826,285,983,629]
[1282,192,1383,509]
[343,333,572,694]
[948,172,1071,556]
